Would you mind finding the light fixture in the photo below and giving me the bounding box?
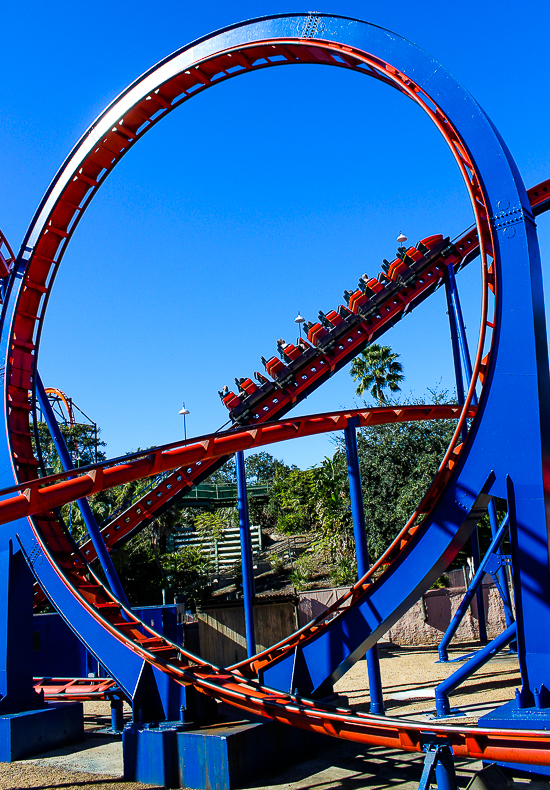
[179,403,190,440]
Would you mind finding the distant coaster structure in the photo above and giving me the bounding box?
[1,12,550,787]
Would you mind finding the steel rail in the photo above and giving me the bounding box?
[5,33,498,523]
[33,676,119,701]
[22,525,550,767]
[1,32,501,700]
[0,404,470,524]
[3,16,546,770]
[73,178,549,565]
[3,34,501,647]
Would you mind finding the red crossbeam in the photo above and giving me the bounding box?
[0,405,470,525]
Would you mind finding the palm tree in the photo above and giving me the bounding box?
[350,344,404,404]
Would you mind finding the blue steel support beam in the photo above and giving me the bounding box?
[438,516,510,662]
[236,450,256,658]
[344,420,384,715]
[445,265,477,407]
[435,623,517,717]
[444,267,486,645]
[0,11,547,734]
[488,500,514,630]
[35,374,128,606]
[419,744,458,790]
[444,272,466,409]
[0,540,46,713]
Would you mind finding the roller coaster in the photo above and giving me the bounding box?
[2,12,550,789]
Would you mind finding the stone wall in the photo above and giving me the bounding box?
[298,575,512,648]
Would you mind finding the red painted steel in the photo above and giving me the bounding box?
[73,176,550,568]
[0,404,471,524]
[3,31,549,764]
[33,676,119,701]
[0,230,15,280]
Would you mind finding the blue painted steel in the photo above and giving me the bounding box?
[0,541,46,713]
[33,605,181,679]
[33,612,101,678]
[470,532,488,645]
[444,271,466,407]
[0,702,84,762]
[444,267,486,644]
[110,697,124,732]
[344,420,384,715]
[487,500,514,630]
[123,721,182,786]
[0,13,547,749]
[438,517,510,662]
[236,450,256,658]
[35,374,128,606]
[434,748,458,790]
[445,265,478,406]
[419,743,457,790]
[17,528,148,703]
[435,623,517,717]
[176,718,330,790]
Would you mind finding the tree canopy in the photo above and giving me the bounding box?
[350,344,404,403]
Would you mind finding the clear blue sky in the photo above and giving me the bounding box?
[1,1,548,469]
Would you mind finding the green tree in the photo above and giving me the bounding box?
[246,451,286,483]
[206,451,287,486]
[194,510,231,542]
[350,344,404,403]
[311,453,356,584]
[268,467,316,534]
[33,420,106,473]
[354,393,456,559]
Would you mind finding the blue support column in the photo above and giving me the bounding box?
[435,623,517,717]
[236,451,256,658]
[438,516,510,662]
[418,743,457,790]
[445,265,477,406]
[35,374,128,606]
[0,540,46,713]
[444,267,486,645]
[488,500,514,630]
[344,419,384,715]
[110,696,124,732]
[444,270,466,408]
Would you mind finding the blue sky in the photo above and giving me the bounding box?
[1,1,548,469]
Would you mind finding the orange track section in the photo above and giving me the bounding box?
[26,539,550,768]
[2,30,546,764]
[0,404,471,524]
[33,677,119,701]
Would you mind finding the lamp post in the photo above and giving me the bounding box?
[397,231,407,256]
[294,311,305,338]
[179,403,190,440]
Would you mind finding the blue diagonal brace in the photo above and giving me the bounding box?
[35,373,128,606]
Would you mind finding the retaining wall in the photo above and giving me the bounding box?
[297,573,511,647]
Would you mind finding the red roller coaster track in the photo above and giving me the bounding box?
[4,19,550,772]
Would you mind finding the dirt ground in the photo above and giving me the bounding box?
[1,642,549,790]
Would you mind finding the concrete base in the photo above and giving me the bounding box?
[123,715,331,789]
[0,702,84,762]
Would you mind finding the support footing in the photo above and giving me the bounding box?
[123,715,330,789]
[0,702,84,761]
[480,699,550,778]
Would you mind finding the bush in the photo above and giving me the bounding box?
[331,556,357,586]
[270,553,285,574]
[276,512,307,534]
[290,552,317,591]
